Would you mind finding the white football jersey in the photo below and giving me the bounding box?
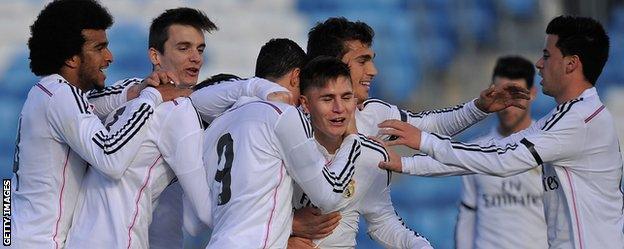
[356,98,489,139]
[292,135,432,249]
[203,98,360,248]
[146,77,288,249]
[455,128,547,249]
[10,74,161,249]
[65,97,210,249]
[407,88,624,248]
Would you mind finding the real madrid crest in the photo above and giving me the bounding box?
[343,179,356,198]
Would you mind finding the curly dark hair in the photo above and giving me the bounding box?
[546,15,609,85]
[28,0,113,76]
[307,17,374,60]
[149,7,217,54]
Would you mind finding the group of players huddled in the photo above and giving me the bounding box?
[11,0,623,248]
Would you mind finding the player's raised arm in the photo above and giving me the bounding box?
[191,76,289,122]
[397,81,529,137]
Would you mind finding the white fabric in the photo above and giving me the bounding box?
[11,74,160,249]
[414,88,624,249]
[202,99,359,248]
[292,135,432,249]
[455,128,547,249]
[65,97,210,249]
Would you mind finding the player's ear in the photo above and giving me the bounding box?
[299,95,310,114]
[148,47,161,68]
[290,68,300,88]
[64,54,80,69]
[564,55,580,74]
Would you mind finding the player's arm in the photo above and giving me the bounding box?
[398,99,489,136]
[385,81,530,136]
[48,85,163,180]
[87,78,143,120]
[455,176,477,249]
[157,101,212,227]
[275,107,359,212]
[380,111,582,177]
[190,77,289,122]
[360,152,433,249]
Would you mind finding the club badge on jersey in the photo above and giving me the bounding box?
[343,179,356,198]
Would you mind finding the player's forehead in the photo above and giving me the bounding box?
[341,40,374,60]
[81,29,108,46]
[492,76,528,88]
[164,24,205,46]
[311,76,353,96]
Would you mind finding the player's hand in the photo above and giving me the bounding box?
[267,91,292,105]
[292,207,341,240]
[366,136,404,173]
[154,83,192,102]
[144,69,180,88]
[126,81,148,101]
[287,236,316,249]
[377,119,423,150]
[378,146,403,173]
[475,81,530,113]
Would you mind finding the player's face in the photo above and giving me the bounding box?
[494,76,531,131]
[153,24,205,87]
[341,40,377,104]
[535,35,565,97]
[302,76,356,142]
[77,29,113,91]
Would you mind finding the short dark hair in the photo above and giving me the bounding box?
[255,38,307,80]
[492,56,536,89]
[149,7,217,54]
[299,56,351,95]
[307,17,374,60]
[193,73,241,91]
[28,0,113,76]
[546,15,609,85]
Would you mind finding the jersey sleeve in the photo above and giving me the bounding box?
[274,107,359,212]
[157,100,212,227]
[455,176,477,249]
[418,110,584,177]
[361,170,433,249]
[87,78,142,120]
[400,99,488,136]
[402,153,474,176]
[48,85,162,180]
[190,77,288,123]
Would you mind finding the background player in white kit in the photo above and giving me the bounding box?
[379,15,624,249]
[455,56,547,249]
[11,1,188,248]
[291,16,532,241]
[290,56,433,249]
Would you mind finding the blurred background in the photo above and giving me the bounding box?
[1,0,624,248]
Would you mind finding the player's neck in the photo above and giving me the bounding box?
[555,80,592,104]
[498,115,532,137]
[315,133,342,154]
[58,69,86,91]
